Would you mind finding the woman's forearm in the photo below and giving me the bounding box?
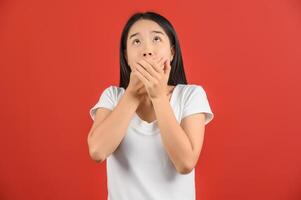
[88,91,139,162]
[152,96,194,174]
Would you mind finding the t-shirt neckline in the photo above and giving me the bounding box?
[120,84,179,133]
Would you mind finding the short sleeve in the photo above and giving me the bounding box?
[89,86,115,121]
[181,85,214,125]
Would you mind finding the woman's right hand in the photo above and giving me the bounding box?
[126,57,162,101]
[126,68,147,100]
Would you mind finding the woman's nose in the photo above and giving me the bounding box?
[143,52,152,58]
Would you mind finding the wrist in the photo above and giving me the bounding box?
[124,89,140,105]
[151,95,169,104]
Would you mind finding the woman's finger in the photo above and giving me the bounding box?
[137,59,162,80]
[141,58,163,74]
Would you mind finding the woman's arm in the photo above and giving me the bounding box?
[87,90,140,163]
[152,96,205,174]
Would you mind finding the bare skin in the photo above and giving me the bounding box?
[124,19,176,123]
[135,85,175,123]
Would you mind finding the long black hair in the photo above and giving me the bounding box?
[119,11,187,89]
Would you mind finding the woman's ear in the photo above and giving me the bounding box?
[170,45,175,62]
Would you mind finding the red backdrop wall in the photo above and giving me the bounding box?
[1,0,300,199]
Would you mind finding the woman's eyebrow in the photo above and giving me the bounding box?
[129,30,165,39]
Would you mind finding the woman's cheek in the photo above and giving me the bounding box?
[128,59,135,70]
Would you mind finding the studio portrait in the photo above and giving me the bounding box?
[1,1,300,200]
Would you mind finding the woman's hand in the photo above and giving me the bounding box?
[126,68,148,101]
[132,56,172,101]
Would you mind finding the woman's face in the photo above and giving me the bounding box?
[124,19,174,70]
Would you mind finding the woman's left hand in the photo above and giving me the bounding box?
[132,56,172,101]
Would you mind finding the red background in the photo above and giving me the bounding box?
[1,0,301,199]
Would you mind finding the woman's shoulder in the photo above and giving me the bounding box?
[176,83,206,93]
[97,85,124,102]
[103,85,125,93]
[102,85,126,102]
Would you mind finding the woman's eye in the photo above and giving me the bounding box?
[133,39,140,45]
[132,36,161,45]
[154,36,161,42]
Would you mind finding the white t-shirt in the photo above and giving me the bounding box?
[89,84,214,200]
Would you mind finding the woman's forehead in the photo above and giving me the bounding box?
[128,20,164,37]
